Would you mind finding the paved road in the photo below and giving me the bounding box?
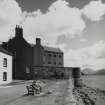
[0,83,27,105]
[0,79,76,105]
[64,79,76,105]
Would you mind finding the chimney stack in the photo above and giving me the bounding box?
[36,38,41,45]
[15,25,23,37]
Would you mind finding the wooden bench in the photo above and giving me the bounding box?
[26,85,35,95]
[34,85,42,94]
[26,85,42,95]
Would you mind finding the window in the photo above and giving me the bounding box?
[48,54,51,56]
[3,58,7,67]
[59,62,62,65]
[26,66,30,73]
[44,53,46,56]
[48,61,51,64]
[54,62,56,65]
[48,54,51,58]
[59,55,62,58]
[3,72,7,81]
[53,54,56,57]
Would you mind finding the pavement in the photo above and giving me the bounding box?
[0,79,77,105]
[63,79,77,105]
[0,80,32,86]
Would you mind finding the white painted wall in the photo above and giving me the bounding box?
[0,52,12,85]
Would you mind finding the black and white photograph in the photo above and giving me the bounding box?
[0,0,105,105]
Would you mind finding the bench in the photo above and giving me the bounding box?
[26,85,35,95]
[26,85,42,95]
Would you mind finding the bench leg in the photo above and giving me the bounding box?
[27,90,30,95]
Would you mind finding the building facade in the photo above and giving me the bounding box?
[33,38,64,67]
[1,25,69,80]
[0,47,12,85]
[43,46,63,67]
[2,25,33,80]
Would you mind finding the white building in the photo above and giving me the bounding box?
[0,47,12,85]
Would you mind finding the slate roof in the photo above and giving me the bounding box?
[0,46,12,56]
[43,46,63,53]
[30,42,63,53]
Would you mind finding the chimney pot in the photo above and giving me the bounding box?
[36,38,41,45]
[15,25,23,37]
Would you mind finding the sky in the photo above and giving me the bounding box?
[0,0,105,70]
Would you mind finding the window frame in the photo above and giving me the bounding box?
[48,61,51,64]
[3,72,7,81]
[54,62,56,65]
[59,55,62,58]
[3,58,7,67]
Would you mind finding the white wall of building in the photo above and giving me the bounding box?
[0,52,12,85]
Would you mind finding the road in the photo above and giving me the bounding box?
[0,83,27,105]
[0,79,76,105]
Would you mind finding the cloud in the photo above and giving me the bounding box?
[0,0,22,41]
[22,0,85,45]
[1,0,105,43]
[1,0,105,70]
[80,37,87,42]
[82,0,105,21]
[64,40,105,70]
[23,0,105,45]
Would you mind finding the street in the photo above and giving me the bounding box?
[0,79,76,105]
[0,83,27,105]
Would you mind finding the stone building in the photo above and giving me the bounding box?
[33,38,65,78]
[2,25,33,80]
[1,25,82,80]
[1,25,65,80]
[33,38,64,67]
[0,47,12,85]
[1,25,83,81]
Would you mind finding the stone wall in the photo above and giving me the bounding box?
[72,67,82,87]
[32,66,72,79]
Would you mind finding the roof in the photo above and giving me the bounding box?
[0,46,12,56]
[43,46,63,53]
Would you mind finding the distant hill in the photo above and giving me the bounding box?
[81,68,96,75]
[94,69,105,75]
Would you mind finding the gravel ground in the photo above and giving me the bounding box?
[73,85,105,105]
